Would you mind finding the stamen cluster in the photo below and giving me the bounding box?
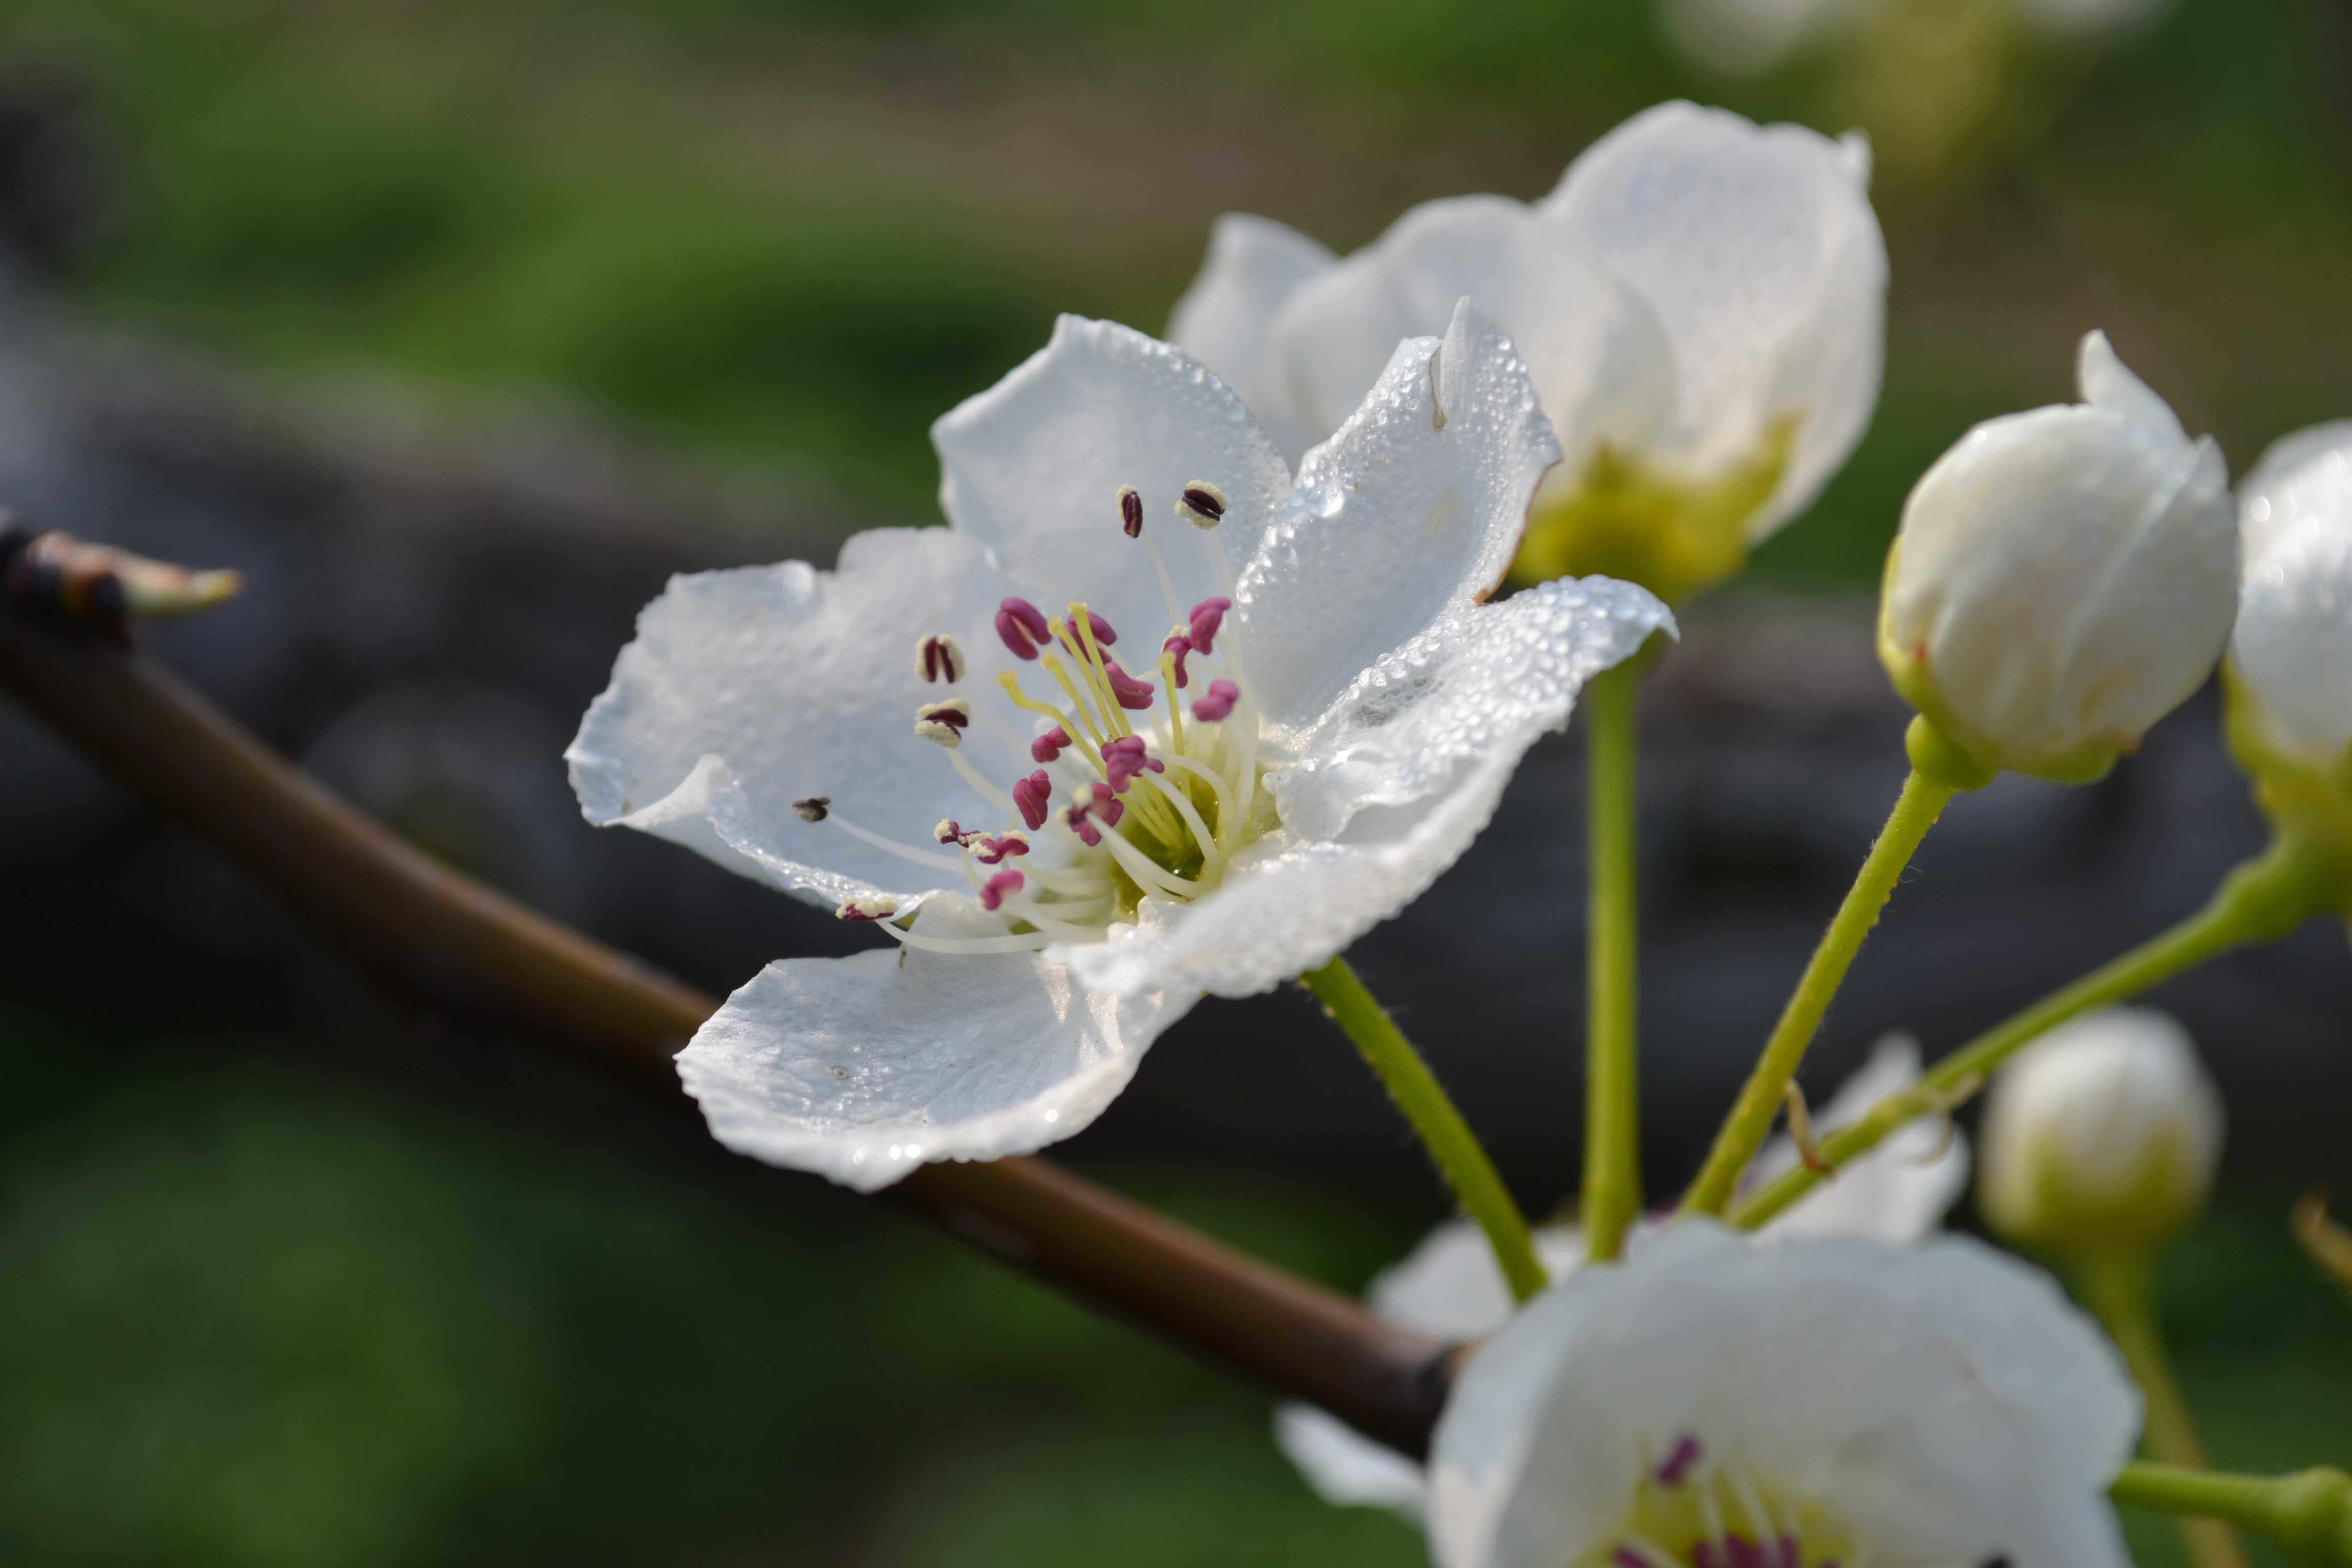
[809,479,1269,954]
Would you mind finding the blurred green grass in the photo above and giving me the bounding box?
[1,1006,2344,1567]
[4,0,2348,560]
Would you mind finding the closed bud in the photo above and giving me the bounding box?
[2226,425,2352,853]
[1879,332,2236,783]
[1978,1007,2223,1257]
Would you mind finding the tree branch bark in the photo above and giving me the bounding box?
[0,606,1453,1460]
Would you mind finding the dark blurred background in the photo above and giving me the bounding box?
[0,1,2347,1563]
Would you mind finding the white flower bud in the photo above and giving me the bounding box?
[1879,331,2237,782]
[2230,423,2352,770]
[1977,1006,2223,1256]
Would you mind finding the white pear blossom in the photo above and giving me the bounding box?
[1979,1007,2224,1257]
[1169,102,1887,601]
[1427,1220,2141,1568]
[1879,330,2237,782]
[567,303,1672,1191]
[2232,422,2352,771]
[1277,1037,1968,1516]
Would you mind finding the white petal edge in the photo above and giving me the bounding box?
[1240,301,1565,728]
[1747,1033,1971,1242]
[566,530,1032,908]
[1541,100,1886,540]
[676,897,1197,1192]
[932,313,1293,663]
[1167,213,1338,467]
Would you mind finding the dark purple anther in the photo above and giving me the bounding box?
[1104,659,1155,710]
[979,868,1025,912]
[917,632,965,683]
[792,796,831,823]
[1031,724,1070,764]
[1612,1552,1649,1568]
[1085,609,1118,647]
[1775,1539,1802,1568]
[972,832,1029,865]
[1118,485,1144,538]
[1013,769,1052,831]
[1654,1433,1702,1486]
[1063,800,1102,847]
[1187,596,1231,654]
[1101,735,1166,794]
[996,597,1051,660]
[934,818,966,845]
[1162,632,1193,689]
[1192,679,1239,723]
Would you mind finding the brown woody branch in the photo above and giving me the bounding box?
[0,605,1454,1460]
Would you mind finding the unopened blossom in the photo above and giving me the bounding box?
[2231,422,2352,775]
[1170,102,1886,603]
[1879,330,2236,782]
[568,302,1672,1191]
[1979,1007,2224,1257]
[1278,1038,1967,1515]
[1427,1221,2140,1568]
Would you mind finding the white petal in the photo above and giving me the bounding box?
[1276,1221,1586,1521]
[2236,495,2352,764]
[1269,197,1677,468]
[1067,578,1671,999]
[566,530,1033,906]
[932,314,1292,661]
[1167,213,1337,465]
[1748,1034,1970,1243]
[1275,1406,1433,1516]
[2078,329,2189,446]
[1240,304,1567,727]
[1542,101,1886,539]
[676,897,1195,1192]
[2238,419,2352,562]
[1428,1221,2138,1568]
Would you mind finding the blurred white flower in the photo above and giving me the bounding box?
[1277,1038,1968,1515]
[1978,1007,2224,1256]
[1170,102,1886,602]
[1879,330,2237,782]
[1661,0,2170,79]
[2231,422,2352,771]
[567,303,1670,1191]
[1427,1220,2140,1568]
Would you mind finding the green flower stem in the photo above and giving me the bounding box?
[1582,661,1643,1262]
[1302,957,1548,1302]
[1733,836,2332,1230]
[2076,1253,2250,1568]
[1681,767,1959,1216]
[2113,1463,2352,1567]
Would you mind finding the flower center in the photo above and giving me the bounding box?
[805,479,1274,955]
[1583,1434,1866,1568]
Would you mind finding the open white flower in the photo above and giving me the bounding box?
[567,303,1672,1191]
[2232,422,2352,772]
[1428,1220,2140,1568]
[1171,102,1886,602]
[1277,1037,1969,1516]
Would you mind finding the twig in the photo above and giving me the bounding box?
[0,605,1455,1460]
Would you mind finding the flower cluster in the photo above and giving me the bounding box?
[569,96,2351,1568]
